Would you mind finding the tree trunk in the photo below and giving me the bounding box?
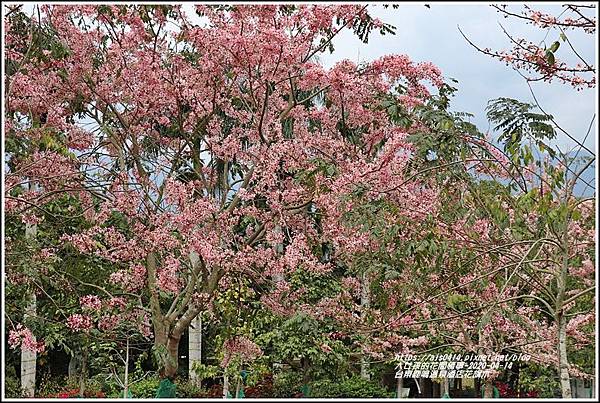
[123,336,130,398]
[166,335,181,378]
[155,329,181,378]
[79,348,87,397]
[396,377,403,398]
[556,230,572,399]
[558,314,572,398]
[223,372,230,399]
[483,380,493,398]
[68,354,81,381]
[21,188,37,398]
[189,315,203,386]
[188,251,203,386]
[21,294,37,398]
[150,253,217,381]
[360,271,370,380]
[271,226,285,376]
[301,357,311,397]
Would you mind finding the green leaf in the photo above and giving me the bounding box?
[441,120,453,130]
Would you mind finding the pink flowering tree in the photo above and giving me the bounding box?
[298,78,596,398]
[484,96,595,397]
[4,4,447,380]
[423,114,595,397]
[8,324,46,355]
[423,116,595,398]
[460,3,596,90]
[457,4,596,395]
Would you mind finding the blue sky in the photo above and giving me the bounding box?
[318,3,597,154]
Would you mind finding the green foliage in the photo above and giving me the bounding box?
[447,293,471,312]
[309,376,392,398]
[545,41,560,65]
[190,362,220,383]
[87,373,120,397]
[255,309,352,381]
[272,370,305,398]
[518,362,560,398]
[5,8,70,76]
[36,373,73,397]
[486,97,556,158]
[352,16,396,44]
[128,376,160,398]
[5,375,21,398]
[152,343,177,372]
[175,380,204,398]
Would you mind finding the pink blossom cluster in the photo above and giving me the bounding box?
[570,259,594,278]
[109,264,147,292]
[23,151,81,193]
[66,314,93,332]
[96,309,152,339]
[61,230,97,255]
[157,256,182,294]
[522,5,595,33]
[260,280,295,317]
[80,295,102,311]
[320,343,333,353]
[106,297,127,310]
[38,248,56,260]
[21,210,43,226]
[8,324,45,353]
[486,20,595,89]
[341,277,361,297]
[98,314,120,332]
[136,311,153,338]
[65,225,146,263]
[567,313,594,345]
[221,335,263,368]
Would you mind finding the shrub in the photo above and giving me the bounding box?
[88,373,120,397]
[245,373,274,398]
[175,380,204,398]
[5,376,21,398]
[310,376,392,398]
[37,373,67,397]
[40,384,106,398]
[272,371,305,398]
[198,384,223,398]
[128,377,160,398]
